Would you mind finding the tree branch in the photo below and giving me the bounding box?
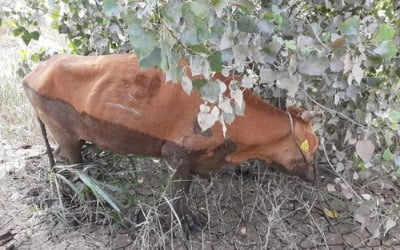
[301,89,367,128]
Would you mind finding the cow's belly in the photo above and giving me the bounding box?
[24,86,166,157]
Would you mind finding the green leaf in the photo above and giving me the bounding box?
[181,74,193,94]
[184,1,208,18]
[58,23,69,34]
[160,2,183,29]
[165,50,181,82]
[237,15,257,33]
[298,54,329,76]
[374,40,397,60]
[12,27,25,36]
[366,52,383,65]
[389,122,399,131]
[21,32,31,45]
[375,23,395,43]
[271,4,281,14]
[139,47,161,69]
[31,53,40,62]
[284,40,296,50]
[194,21,210,43]
[75,170,121,212]
[338,16,360,37]
[72,39,82,47]
[160,40,169,72]
[126,16,158,58]
[371,118,380,127]
[395,167,400,178]
[208,51,222,72]
[395,156,400,167]
[236,0,256,13]
[181,1,210,42]
[366,77,382,88]
[221,49,233,62]
[382,149,393,161]
[182,27,199,46]
[30,31,40,40]
[264,12,282,28]
[193,78,207,90]
[103,0,120,17]
[359,161,366,171]
[51,21,59,30]
[211,20,225,41]
[384,131,393,146]
[321,32,331,42]
[200,80,220,102]
[19,49,28,60]
[188,44,211,54]
[264,12,275,20]
[388,109,400,123]
[50,9,60,20]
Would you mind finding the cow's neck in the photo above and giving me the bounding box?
[227,91,291,147]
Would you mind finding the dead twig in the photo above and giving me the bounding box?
[301,89,367,128]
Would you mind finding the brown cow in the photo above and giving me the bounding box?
[23,54,318,230]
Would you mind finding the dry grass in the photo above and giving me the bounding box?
[22,142,394,249]
[0,27,41,145]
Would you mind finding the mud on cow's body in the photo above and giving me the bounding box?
[23,54,319,230]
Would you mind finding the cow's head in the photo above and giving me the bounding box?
[267,106,319,182]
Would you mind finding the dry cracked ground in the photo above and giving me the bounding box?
[1,21,400,250]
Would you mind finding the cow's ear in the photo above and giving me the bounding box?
[178,58,192,78]
[287,106,317,123]
[287,106,304,119]
[300,111,318,122]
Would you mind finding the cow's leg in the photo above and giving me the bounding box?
[47,125,83,164]
[37,117,55,167]
[58,138,83,164]
[164,161,207,233]
[191,140,238,178]
[170,162,192,221]
[172,162,208,231]
[160,142,207,232]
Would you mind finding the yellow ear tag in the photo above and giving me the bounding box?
[300,139,310,153]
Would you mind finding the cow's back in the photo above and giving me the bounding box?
[23,54,216,148]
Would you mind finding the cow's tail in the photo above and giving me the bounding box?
[37,117,55,167]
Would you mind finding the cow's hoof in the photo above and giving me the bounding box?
[159,209,208,237]
[135,208,147,225]
[181,210,208,233]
